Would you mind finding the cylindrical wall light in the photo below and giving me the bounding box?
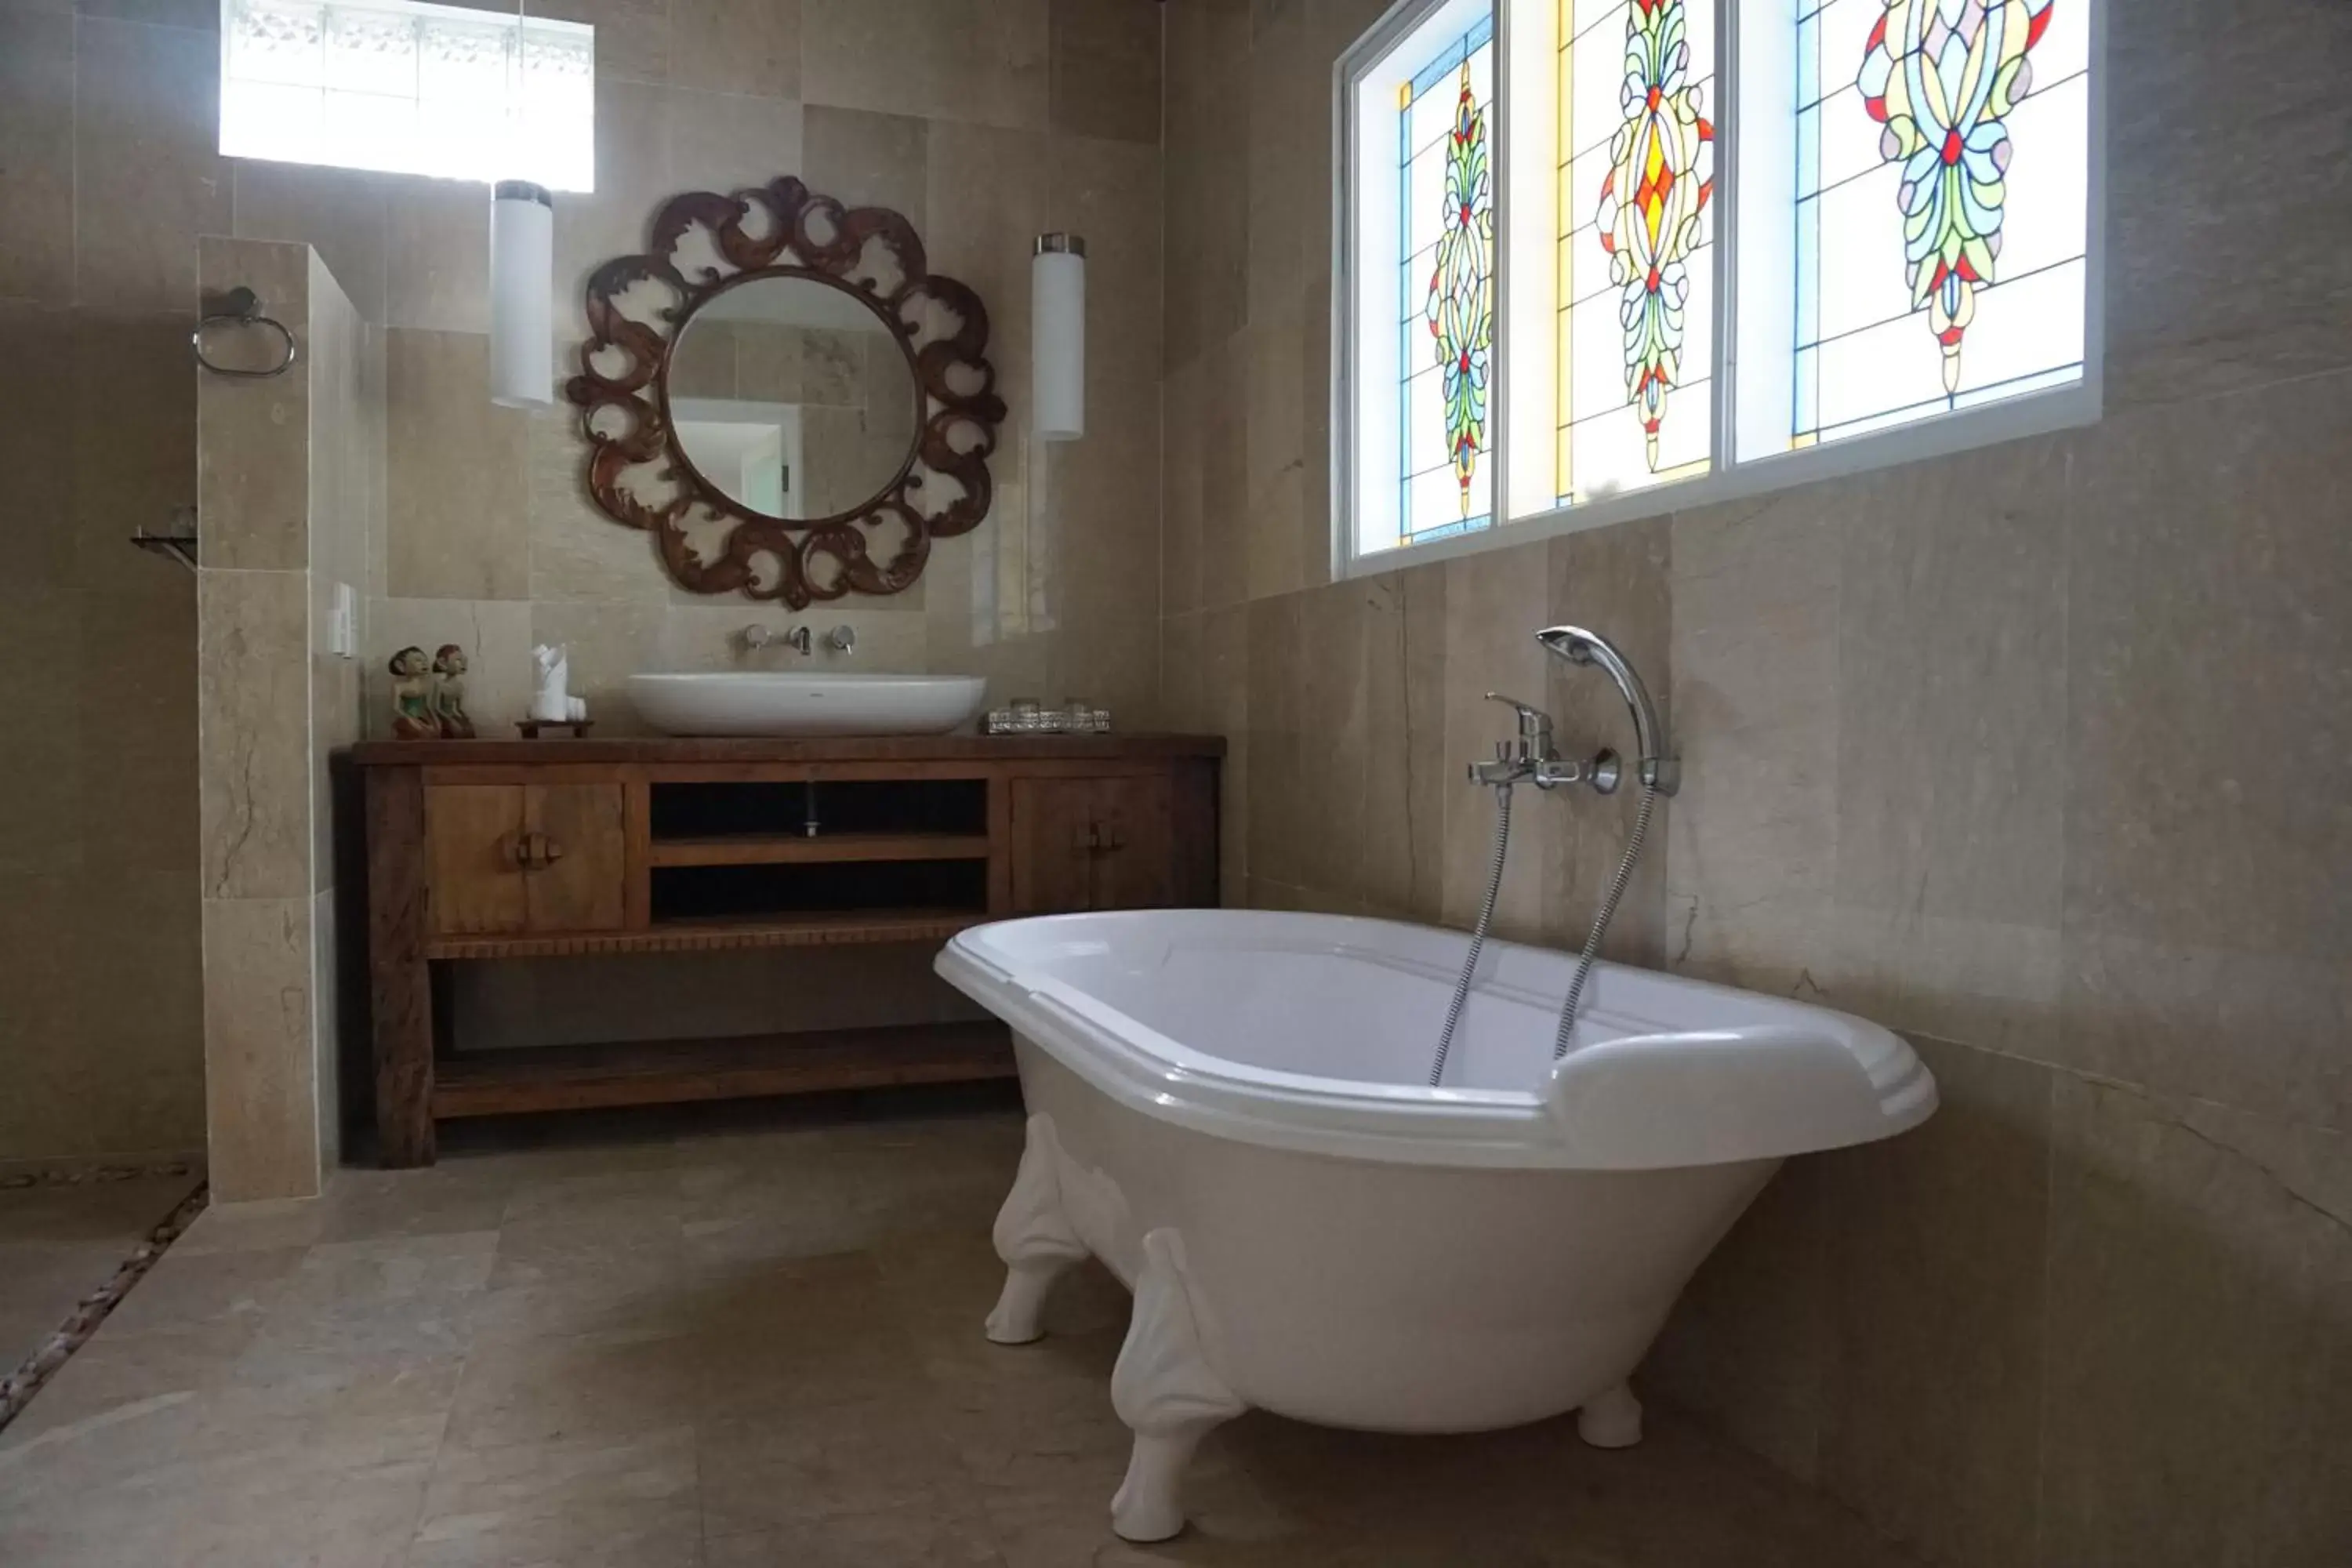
[1032,233,1086,441]
[489,180,554,408]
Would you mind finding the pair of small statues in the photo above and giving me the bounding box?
[389,644,474,739]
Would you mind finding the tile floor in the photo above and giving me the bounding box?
[0,1097,1921,1566]
[0,1171,204,1381]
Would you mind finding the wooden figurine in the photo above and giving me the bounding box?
[430,644,476,739]
[389,647,437,739]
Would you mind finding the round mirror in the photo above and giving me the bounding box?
[662,270,921,524]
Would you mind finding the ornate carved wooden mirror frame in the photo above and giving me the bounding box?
[564,177,1007,605]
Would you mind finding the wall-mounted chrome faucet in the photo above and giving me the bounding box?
[1535,626,1679,795]
[742,624,813,655]
[741,624,855,656]
[1467,695,1620,793]
[1433,624,1678,1088]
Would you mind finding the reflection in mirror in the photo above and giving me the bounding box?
[666,274,920,524]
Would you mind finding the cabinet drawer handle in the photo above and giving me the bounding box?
[507,831,566,871]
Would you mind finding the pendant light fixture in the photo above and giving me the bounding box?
[1032,233,1087,441]
[489,180,554,408]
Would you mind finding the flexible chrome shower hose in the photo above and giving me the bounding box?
[1428,782,1512,1087]
[1551,782,1659,1060]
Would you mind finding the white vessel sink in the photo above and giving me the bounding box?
[627,673,988,738]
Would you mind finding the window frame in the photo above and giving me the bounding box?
[1330,0,2107,578]
[217,0,597,193]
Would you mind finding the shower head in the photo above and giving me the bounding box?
[1535,625,1679,795]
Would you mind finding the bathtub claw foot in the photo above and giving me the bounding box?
[985,1115,1088,1345]
[1577,1383,1643,1449]
[978,1114,1087,1354]
[1109,1228,1244,1542]
[1112,1431,1209,1543]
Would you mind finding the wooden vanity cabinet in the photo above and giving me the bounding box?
[425,782,628,935]
[348,735,1221,1166]
[1008,775,1177,913]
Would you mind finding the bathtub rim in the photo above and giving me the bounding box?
[935,909,1937,1173]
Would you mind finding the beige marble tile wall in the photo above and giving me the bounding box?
[0,4,212,1168]
[294,0,1167,736]
[196,237,376,1202]
[1160,0,2352,1564]
[2,0,1164,1158]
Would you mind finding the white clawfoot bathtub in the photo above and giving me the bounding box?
[935,909,1936,1542]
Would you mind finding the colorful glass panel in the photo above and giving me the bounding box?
[1597,0,1714,472]
[1794,0,2086,445]
[1400,13,1496,542]
[1553,0,1715,507]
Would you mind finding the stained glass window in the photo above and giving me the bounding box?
[1791,0,2087,445]
[1515,0,1716,510]
[1399,12,1497,543]
[1342,0,2096,563]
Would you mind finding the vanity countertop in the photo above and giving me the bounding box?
[343,732,1228,766]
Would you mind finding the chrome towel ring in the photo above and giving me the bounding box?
[194,286,297,379]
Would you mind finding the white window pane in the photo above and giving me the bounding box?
[324,5,419,96]
[1954,361,2082,411]
[419,16,512,103]
[1403,365,1451,477]
[1563,220,1610,307]
[1566,2,1628,159]
[1408,73,1460,152]
[1406,459,1488,540]
[1807,0,1880,107]
[1949,256,2085,392]
[1564,143,1613,281]
[1817,395,1953,443]
[1651,375,1712,471]
[319,87,416,168]
[1813,310,1950,429]
[1570,0,1625,44]
[1570,399,1672,499]
[521,26,594,124]
[1405,143,1449,260]
[1813,164,1915,340]
[223,0,593,191]
[2032,0,2089,82]
[1566,289,1625,423]
[230,0,327,87]
[220,81,326,157]
[417,99,508,180]
[1805,85,1882,194]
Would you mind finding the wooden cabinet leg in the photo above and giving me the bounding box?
[368,767,437,1167]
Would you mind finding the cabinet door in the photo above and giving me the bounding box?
[426,786,528,935]
[522,783,627,931]
[1007,778,1097,914]
[1090,775,1174,910]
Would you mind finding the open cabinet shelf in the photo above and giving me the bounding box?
[421,908,988,960]
[647,831,994,868]
[432,1021,1016,1117]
